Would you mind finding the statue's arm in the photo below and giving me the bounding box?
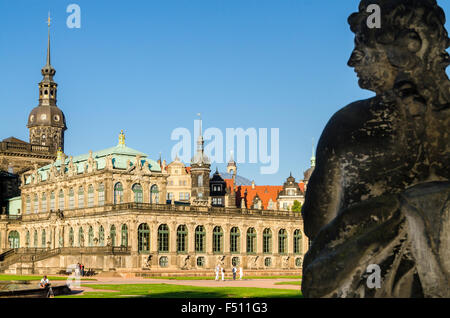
[301,101,364,240]
[302,135,342,240]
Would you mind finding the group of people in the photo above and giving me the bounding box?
[214,265,243,281]
[76,263,85,276]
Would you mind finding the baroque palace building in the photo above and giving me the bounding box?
[0,21,308,275]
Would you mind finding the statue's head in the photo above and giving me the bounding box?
[348,0,450,96]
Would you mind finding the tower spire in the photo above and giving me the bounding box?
[311,138,316,167]
[196,113,204,153]
[46,12,51,66]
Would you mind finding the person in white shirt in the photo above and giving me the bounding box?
[239,267,243,280]
[221,267,225,281]
[39,276,50,288]
[215,265,220,281]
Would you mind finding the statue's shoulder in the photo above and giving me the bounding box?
[319,97,376,151]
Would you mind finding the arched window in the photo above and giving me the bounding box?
[213,226,223,253]
[42,229,46,248]
[88,185,94,207]
[247,228,256,254]
[50,191,55,211]
[41,193,47,212]
[26,196,31,214]
[78,227,85,247]
[99,226,105,246]
[294,229,302,254]
[132,184,143,203]
[26,230,30,247]
[8,231,20,248]
[34,230,38,248]
[69,227,74,247]
[177,225,187,253]
[263,228,272,254]
[198,175,203,187]
[197,256,205,267]
[159,256,168,268]
[278,229,287,254]
[195,225,205,253]
[58,190,64,210]
[158,224,169,252]
[78,187,85,208]
[110,225,116,246]
[138,223,150,253]
[98,183,105,206]
[121,224,128,247]
[114,183,123,204]
[88,226,94,247]
[33,195,38,213]
[150,185,159,204]
[232,257,240,266]
[69,188,75,209]
[230,227,240,253]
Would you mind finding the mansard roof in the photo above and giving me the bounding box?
[25,143,161,184]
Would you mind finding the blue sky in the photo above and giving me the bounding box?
[1,0,449,185]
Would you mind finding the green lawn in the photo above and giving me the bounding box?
[59,283,303,298]
[0,274,96,282]
[144,275,302,280]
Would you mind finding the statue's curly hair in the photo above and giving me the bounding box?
[349,0,450,72]
[349,0,450,109]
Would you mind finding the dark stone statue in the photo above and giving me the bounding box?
[302,0,450,298]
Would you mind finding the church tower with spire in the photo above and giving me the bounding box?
[190,114,211,205]
[27,14,67,153]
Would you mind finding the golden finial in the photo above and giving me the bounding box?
[47,12,51,27]
[119,130,126,146]
[56,147,63,161]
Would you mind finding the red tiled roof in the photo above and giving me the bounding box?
[185,166,191,174]
[234,184,283,209]
[224,178,235,191]
[298,182,305,193]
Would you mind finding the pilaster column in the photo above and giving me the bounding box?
[241,225,248,255]
[288,226,294,256]
[205,223,213,254]
[256,226,264,254]
[169,221,177,254]
[187,222,196,254]
[223,223,230,254]
[129,220,138,252]
[150,221,158,253]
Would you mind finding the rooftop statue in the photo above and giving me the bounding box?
[302,0,450,298]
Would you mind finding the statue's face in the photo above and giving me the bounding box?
[348,36,398,94]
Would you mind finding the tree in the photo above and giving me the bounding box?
[291,200,302,212]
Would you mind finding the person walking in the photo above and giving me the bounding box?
[232,266,237,280]
[215,265,220,281]
[239,267,243,280]
[221,267,225,281]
